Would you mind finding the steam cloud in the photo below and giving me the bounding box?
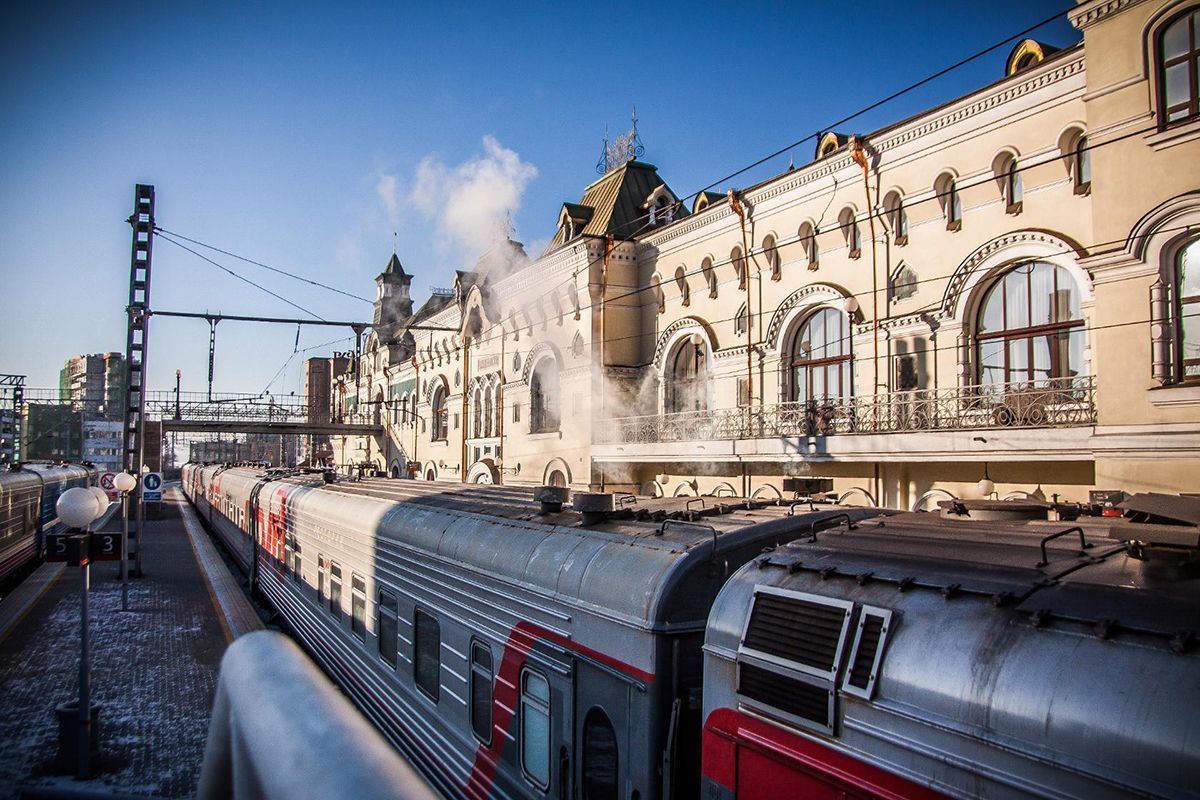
[406,135,538,264]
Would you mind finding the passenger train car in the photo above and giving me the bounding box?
[0,462,97,587]
[702,501,1200,800]
[183,463,1199,800]
[183,463,879,800]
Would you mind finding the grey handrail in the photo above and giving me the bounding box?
[197,631,439,800]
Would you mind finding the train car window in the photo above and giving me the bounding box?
[414,608,440,702]
[378,591,398,667]
[318,556,326,606]
[469,639,493,744]
[284,535,294,575]
[520,668,551,789]
[583,708,618,800]
[351,575,367,641]
[293,542,302,584]
[329,563,343,620]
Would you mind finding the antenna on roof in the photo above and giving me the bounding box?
[596,109,645,175]
[392,231,397,255]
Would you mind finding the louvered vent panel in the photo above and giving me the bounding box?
[847,614,884,690]
[744,593,847,672]
[739,663,830,727]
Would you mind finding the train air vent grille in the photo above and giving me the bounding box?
[741,588,853,678]
[842,606,894,700]
[738,663,832,730]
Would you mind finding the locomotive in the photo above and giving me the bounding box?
[182,464,1199,800]
[0,462,97,587]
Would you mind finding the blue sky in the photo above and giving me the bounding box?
[0,1,1077,395]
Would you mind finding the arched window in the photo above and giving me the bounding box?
[472,386,482,438]
[799,222,819,270]
[1075,135,1092,193]
[1159,9,1200,126]
[701,257,717,297]
[666,336,708,413]
[936,173,962,230]
[763,235,781,281]
[583,708,618,800]
[1174,239,1200,382]
[483,385,494,438]
[530,358,560,432]
[651,275,665,313]
[674,266,690,307]
[788,308,853,404]
[431,384,448,441]
[976,262,1085,388]
[373,389,383,426]
[839,207,861,258]
[734,303,748,337]
[411,393,418,427]
[732,245,747,289]
[884,191,908,245]
[1005,160,1023,213]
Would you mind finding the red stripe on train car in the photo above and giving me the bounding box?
[702,707,949,800]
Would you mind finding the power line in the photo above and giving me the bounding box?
[156,233,327,321]
[155,226,372,304]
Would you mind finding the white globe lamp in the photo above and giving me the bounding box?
[114,472,138,493]
[57,487,101,529]
[89,486,111,512]
[977,477,996,497]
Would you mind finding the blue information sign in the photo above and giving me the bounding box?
[142,472,163,502]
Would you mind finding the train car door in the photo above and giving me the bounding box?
[574,659,629,800]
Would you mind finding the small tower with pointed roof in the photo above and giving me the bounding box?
[374,253,414,332]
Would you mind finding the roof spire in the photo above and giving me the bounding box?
[392,231,397,255]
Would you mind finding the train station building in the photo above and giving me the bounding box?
[332,0,1200,506]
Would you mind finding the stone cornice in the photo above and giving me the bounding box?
[1069,0,1148,31]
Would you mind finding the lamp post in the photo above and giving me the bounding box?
[114,472,137,611]
[56,487,106,779]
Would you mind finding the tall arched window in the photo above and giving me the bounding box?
[799,222,819,269]
[666,336,708,413]
[582,708,618,800]
[884,191,908,245]
[788,308,853,404]
[472,386,482,438]
[936,173,962,230]
[1160,9,1200,126]
[1175,239,1200,382]
[373,389,383,426]
[674,266,690,307]
[483,385,494,438]
[839,207,861,258]
[1005,160,1023,213]
[701,257,718,297]
[977,262,1085,388]
[1075,135,1091,194]
[732,245,747,289]
[763,235,781,281]
[530,358,560,432]
[431,384,448,441]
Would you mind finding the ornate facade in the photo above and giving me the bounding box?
[334,0,1200,506]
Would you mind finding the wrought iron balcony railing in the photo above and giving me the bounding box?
[596,376,1096,445]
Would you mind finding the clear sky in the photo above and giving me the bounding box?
[0,1,1078,396]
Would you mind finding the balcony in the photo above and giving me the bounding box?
[596,376,1096,445]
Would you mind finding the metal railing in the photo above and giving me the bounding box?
[597,376,1096,444]
[198,631,439,800]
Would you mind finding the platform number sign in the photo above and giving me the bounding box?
[142,472,163,503]
[89,532,122,561]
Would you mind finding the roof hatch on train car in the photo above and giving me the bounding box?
[735,586,854,733]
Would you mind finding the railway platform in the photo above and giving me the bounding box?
[0,486,263,800]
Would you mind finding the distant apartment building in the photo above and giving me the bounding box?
[23,404,82,462]
[82,416,123,472]
[0,407,16,463]
[59,352,126,419]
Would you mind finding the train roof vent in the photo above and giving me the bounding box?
[738,662,834,732]
[841,606,894,700]
[740,587,854,680]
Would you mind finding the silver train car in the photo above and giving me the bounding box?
[701,501,1200,799]
[182,463,876,800]
[0,462,97,586]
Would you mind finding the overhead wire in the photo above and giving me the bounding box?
[156,232,327,321]
[154,226,372,304]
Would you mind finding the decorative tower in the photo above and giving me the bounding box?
[373,253,414,333]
